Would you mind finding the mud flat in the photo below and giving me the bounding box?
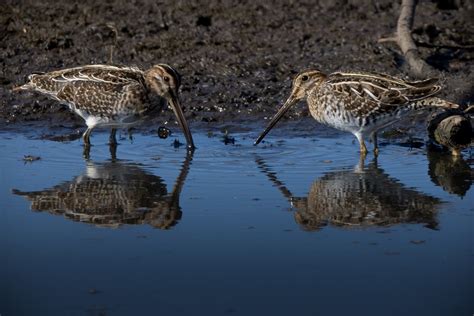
[1,0,473,130]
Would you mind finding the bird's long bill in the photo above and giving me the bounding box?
[254,96,297,145]
[168,93,195,149]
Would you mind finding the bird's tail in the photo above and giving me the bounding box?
[419,97,459,110]
[11,73,44,92]
[11,84,32,92]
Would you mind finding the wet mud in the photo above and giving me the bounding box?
[1,0,473,131]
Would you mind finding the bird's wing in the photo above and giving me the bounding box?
[327,72,442,107]
[55,81,139,116]
[48,65,144,86]
[23,65,145,99]
[22,65,145,116]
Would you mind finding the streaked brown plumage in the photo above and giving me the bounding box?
[13,64,194,149]
[256,157,441,231]
[12,151,193,229]
[255,69,458,154]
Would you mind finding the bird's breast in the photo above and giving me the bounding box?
[307,91,362,132]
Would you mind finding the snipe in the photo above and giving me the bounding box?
[255,70,458,155]
[13,64,195,150]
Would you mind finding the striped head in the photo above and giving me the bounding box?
[145,64,194,149]
[144,64,182,96]
[254,69,327,145]
[289,70,327,100]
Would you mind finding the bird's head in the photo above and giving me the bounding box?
[254,69,326,145]
[145,64,194,149]
[289,70,326,100]
[145,64,181,96]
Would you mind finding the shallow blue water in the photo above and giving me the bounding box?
[1,127,473,315]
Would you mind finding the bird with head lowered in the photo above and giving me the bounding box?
[14,64,195,151]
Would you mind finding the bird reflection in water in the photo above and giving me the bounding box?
[256,156,442,231]
[13,151,193,229]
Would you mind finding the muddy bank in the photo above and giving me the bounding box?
[1,0,473,130]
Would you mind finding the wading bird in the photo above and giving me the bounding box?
[13,64,194,151]
[255,70,457,155]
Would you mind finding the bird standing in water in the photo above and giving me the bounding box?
[255,70,458,155]
[13,64,195,151]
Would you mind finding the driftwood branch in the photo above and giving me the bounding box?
[396,0,437,77]
[379,0,440,77]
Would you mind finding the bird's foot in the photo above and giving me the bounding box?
[128,128,134,143]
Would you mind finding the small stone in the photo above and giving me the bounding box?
[158,126,171,139]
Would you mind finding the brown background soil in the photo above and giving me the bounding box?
[1,0,473,130]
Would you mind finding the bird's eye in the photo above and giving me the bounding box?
[164,76,170,82]
[301,75,309,81]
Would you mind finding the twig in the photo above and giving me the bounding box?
[378,36,398,43]
[464,105,474,114]
[105,22,118,64]
[415,41,474,50]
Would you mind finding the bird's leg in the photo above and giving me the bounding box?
[83,143,91,160]
[82,127,93,145]
[371,133,379,155]
[109,142,117,161]
[360,143,368,157]
[128,128,134,143]
[373,153,379,168]
[354,151,367,173]
[109,128,118,145]
[82,127,93,160]
[355,133,368,156]
[108,128,118,160]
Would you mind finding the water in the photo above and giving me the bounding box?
[1,127,473,315]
